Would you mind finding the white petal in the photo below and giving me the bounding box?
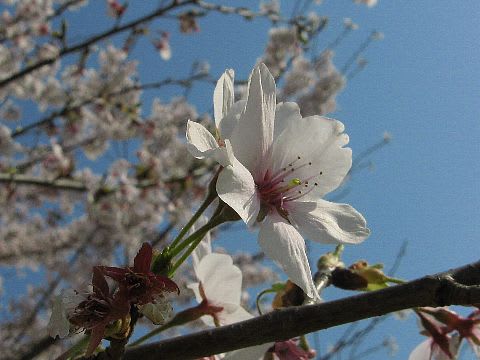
[196,253,243,306]
[192,235,212,273]
[186,120,218,156]
[200,314,215,328]
[274,102,302,139]
[218,100,246,140]
[186,120,233,167]
[258,213,319,300]
[409,339,433,360]
[219,303,253,325]
[230,63,276,178]
[272,116,351,198]
[139,297,173,325]
[214,69,235,129]
[289,199,370,245]
[47,294,70,339]
[217,157,261,226]
[186,282,202,304]
[224,342,274,360]
[434,335,461,360]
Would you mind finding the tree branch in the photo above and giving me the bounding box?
[12,73,213,138]
[0,173,87,191]
[124,261,480,360]
[0,0,195,89]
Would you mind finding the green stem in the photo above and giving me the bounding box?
[169,216,224,276]
[54,335,90,360]
[129,302,210,347]
[386,276,405,284]
[299,334,310,352]
[128,321,175,347]
[168,222,211,260]
[168,189,217,251]
[256,288,277,315]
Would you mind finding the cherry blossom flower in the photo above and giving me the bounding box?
[408,336,460,360]
[273,339,316,360]
[107,0,127,18]
[188,239,274,359]
[409,309,461,360]
[188,244,252,327]
[414,307,480,359]
[153,32,172,60]
[71,269,130,356]
[99,242,179,306]
[187,64,369,299]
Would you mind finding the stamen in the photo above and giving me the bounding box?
[257,157,323,213]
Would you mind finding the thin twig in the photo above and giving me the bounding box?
[0,0,196,88]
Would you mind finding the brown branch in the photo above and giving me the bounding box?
[0,173,87,192]
[0,0,195,89]
[12,73,213,138]
[124,261,480,360]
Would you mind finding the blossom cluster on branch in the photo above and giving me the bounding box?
[7,2,466,360]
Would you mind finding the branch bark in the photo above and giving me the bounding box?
[124,261,480,360]
[0,0,195,89]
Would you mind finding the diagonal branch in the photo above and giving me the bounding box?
[0,0,195,89]
[124,261,480,360]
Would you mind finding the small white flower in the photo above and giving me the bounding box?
[188,249,252,327]
[189,241,274,359]
[187,64,370,300]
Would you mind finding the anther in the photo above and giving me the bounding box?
[314,182,318,186]
[297,156,301,160]
[308,162,312,165]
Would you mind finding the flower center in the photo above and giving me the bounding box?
[69,295,111,330]
[256,155,322,220]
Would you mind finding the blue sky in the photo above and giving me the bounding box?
[3,0,480,358]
